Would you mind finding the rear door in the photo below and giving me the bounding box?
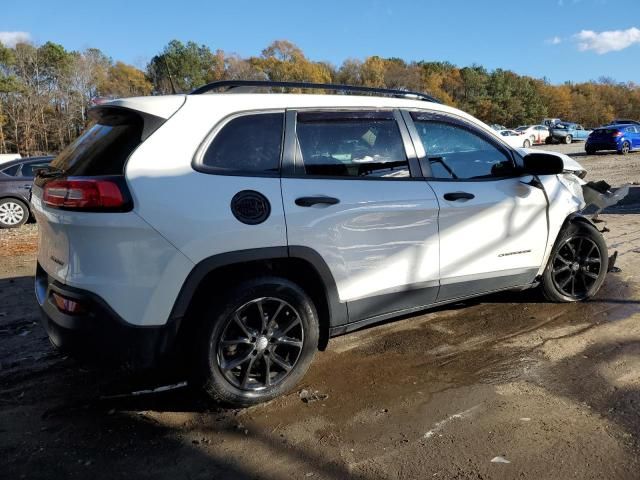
[281,110,440,324]
[404,110,549,301]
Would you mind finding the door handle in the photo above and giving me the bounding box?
[443,192,475,201]
[295,196,340,207]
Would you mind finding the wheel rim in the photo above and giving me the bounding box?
[216,297,304,391]
[524,140,530,147]
[565,136,572,144]
[551,236,602,298]
[0,202,25,225]
[622,142,630,154]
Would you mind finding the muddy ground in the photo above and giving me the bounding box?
[2,147,640,479]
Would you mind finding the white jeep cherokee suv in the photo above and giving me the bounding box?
[33,81,610,407]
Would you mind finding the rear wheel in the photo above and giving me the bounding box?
[0,198,28,228]
[192,277,319,407]
[620,141,631,155]
[565,135,573,144]
[541,221,608,302]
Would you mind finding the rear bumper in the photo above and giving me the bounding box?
[36,263,180,369]
[586,141,619,150]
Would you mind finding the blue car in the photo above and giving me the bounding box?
[585,124,640,155]
[548,122,591,144]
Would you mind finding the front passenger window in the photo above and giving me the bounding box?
[411,115,514,179]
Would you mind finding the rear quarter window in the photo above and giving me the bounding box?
[198,113,284,176]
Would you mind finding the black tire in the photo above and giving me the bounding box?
[545,137,552,145]
[192,276,319,407]
[0,198,29,229]
[619,141,630,155]
[541,221,608,302]
[585,146,596,155]
[565,135,573,144]
[523,139,531,148]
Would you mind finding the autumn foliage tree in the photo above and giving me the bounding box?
[0,37,639,155]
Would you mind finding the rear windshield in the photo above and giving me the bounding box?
[51,109,144,176]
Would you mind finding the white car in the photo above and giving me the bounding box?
[498,129,533,148]
[515,125,551,145]
[33,81,614,407]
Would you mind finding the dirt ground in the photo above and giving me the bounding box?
[2,146,640,479]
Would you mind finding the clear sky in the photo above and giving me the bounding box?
[1,0,639,84]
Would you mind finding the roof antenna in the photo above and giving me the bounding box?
[163,57,178,94]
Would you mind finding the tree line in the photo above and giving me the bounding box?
[1,39,639,155]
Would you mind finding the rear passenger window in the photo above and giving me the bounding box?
[201,113,284,175]
[411,114,514,180]
[296,112,409,178]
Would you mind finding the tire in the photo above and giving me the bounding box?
[541,221,608,302]
[565,135,573,144]
[523,139,531,148]
[192,276,319,407]
[545,137,552,145]
[619,141,630,155]
[585,146,596,155]
[0,198,29,229]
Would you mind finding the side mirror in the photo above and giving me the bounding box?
[521,152,564,175]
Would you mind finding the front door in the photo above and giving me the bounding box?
[405,111,549,301]
[281,110,440,323]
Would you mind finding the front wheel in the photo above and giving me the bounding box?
[523,139,531,148]
[192,276,319,407]
[0,198,29,228]
[565,135,573,144]
[541,221,608,302]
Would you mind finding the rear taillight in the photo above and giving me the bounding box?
[51,291,87,315]
[613,131,623,137]
[43,177,132,211]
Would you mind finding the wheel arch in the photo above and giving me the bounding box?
[171,246,347,351]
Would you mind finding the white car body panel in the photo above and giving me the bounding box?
[281,178,440,303]
[31,186,194,326]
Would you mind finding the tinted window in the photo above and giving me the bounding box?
[20,162,51,178]
[296,112,409,179]
[202,113,283,175]
[52,109,144,176]
[1,164,20,176]
[626,126,637,133]
[411,117,514,180]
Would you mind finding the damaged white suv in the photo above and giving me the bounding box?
[33,81,616,407]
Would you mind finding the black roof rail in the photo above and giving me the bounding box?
[189,80,440,103]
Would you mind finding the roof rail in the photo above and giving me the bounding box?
[189,80,440,103]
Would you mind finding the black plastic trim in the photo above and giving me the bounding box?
[347,282,439,323]
[169,246,349,327]
[36,263,179,368]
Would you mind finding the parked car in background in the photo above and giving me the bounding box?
[605,119,640,126]
[586,125,640,155]
[498,129,533,148]
[489,123,507,131]
[548,122,591,144]
[542,118,561,128]
[514,125,550,145]
[0,156,53,228]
